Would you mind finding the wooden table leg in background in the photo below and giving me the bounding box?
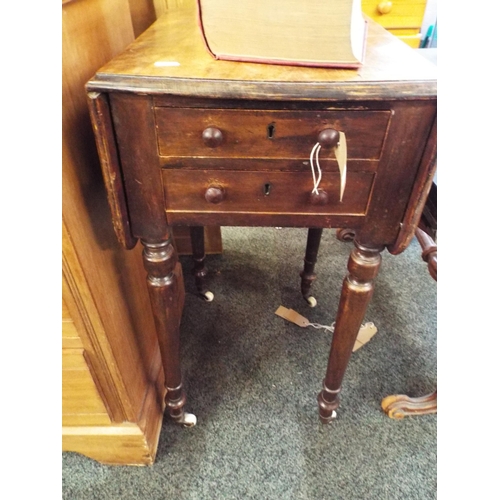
[318,241,383,422]
[189,226,214,302]
[142,237,197,427]
[300,228,323,308]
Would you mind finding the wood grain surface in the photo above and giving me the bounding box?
[162,170,375,220]
[87,7,436,100]
[155,108,391,160]
[63,0,169,465]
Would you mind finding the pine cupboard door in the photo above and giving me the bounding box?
[62,0,171,465]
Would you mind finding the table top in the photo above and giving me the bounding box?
[88,7,437,101]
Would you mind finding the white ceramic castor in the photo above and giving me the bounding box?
[202,291,214,302]
[176,411,197,427]
[306,296,317,308]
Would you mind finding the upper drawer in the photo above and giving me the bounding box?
[362,0,427,29]
[155,108,391,160]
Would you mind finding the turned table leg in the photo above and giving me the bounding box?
[190,226,214,302]
[142,238,196,427]
[318,242,383,423]
[300,228,323,307]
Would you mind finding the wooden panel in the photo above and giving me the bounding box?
[63,294,83,348]
[63,424,156,465]
[110,93,170,240]
[63,0,162,426]
[62,323,83,349]
[87,92,137,250]
[204,226,223,254]
[357,100,436,245]
[128,0,157,37]
[62,298,71,320]
[155,108,391,160]
[63,413,117,427]
[62,349,112,421]
[62,220,129,422]
[62,319,79,338]
[388,116,437,254]
[62,324,166,464]
[153,0,195,17]
[173,226,223,255]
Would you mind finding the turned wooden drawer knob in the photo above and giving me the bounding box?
[205,186,225,204]
[317,129,340,148]
[309,189,328,206]
[377,1,393,14]
[202,127,223,147]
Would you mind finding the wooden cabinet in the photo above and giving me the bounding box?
[362,0,427,47]
[62,0,164,465]
[62,0,221,465]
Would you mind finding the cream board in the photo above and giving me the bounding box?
[198,0,367,68]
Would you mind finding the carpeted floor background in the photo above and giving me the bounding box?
[62,226,437,499]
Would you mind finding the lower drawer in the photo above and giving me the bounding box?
[163,169,375,223]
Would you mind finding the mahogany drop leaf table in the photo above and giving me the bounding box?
[87,7,436,427]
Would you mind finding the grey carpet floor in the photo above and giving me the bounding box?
[62,227,437,500]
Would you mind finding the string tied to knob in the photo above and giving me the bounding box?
[309,131,347,202]
[309,142,323,196]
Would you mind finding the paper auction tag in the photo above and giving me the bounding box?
[352,322,378,351]
[275,305,377,352]
[334,131,347,202]
[274,306,310,327]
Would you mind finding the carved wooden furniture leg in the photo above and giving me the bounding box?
[381,391,437,419]
[415,226,437,281]
[381,226,437,419]
[189,226,214,302]
[300,228,323,307]
[318,242,383,423]
[336,228,356,242]
[142,238,197,427]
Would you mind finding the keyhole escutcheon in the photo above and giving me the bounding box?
[263,183,272,196]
